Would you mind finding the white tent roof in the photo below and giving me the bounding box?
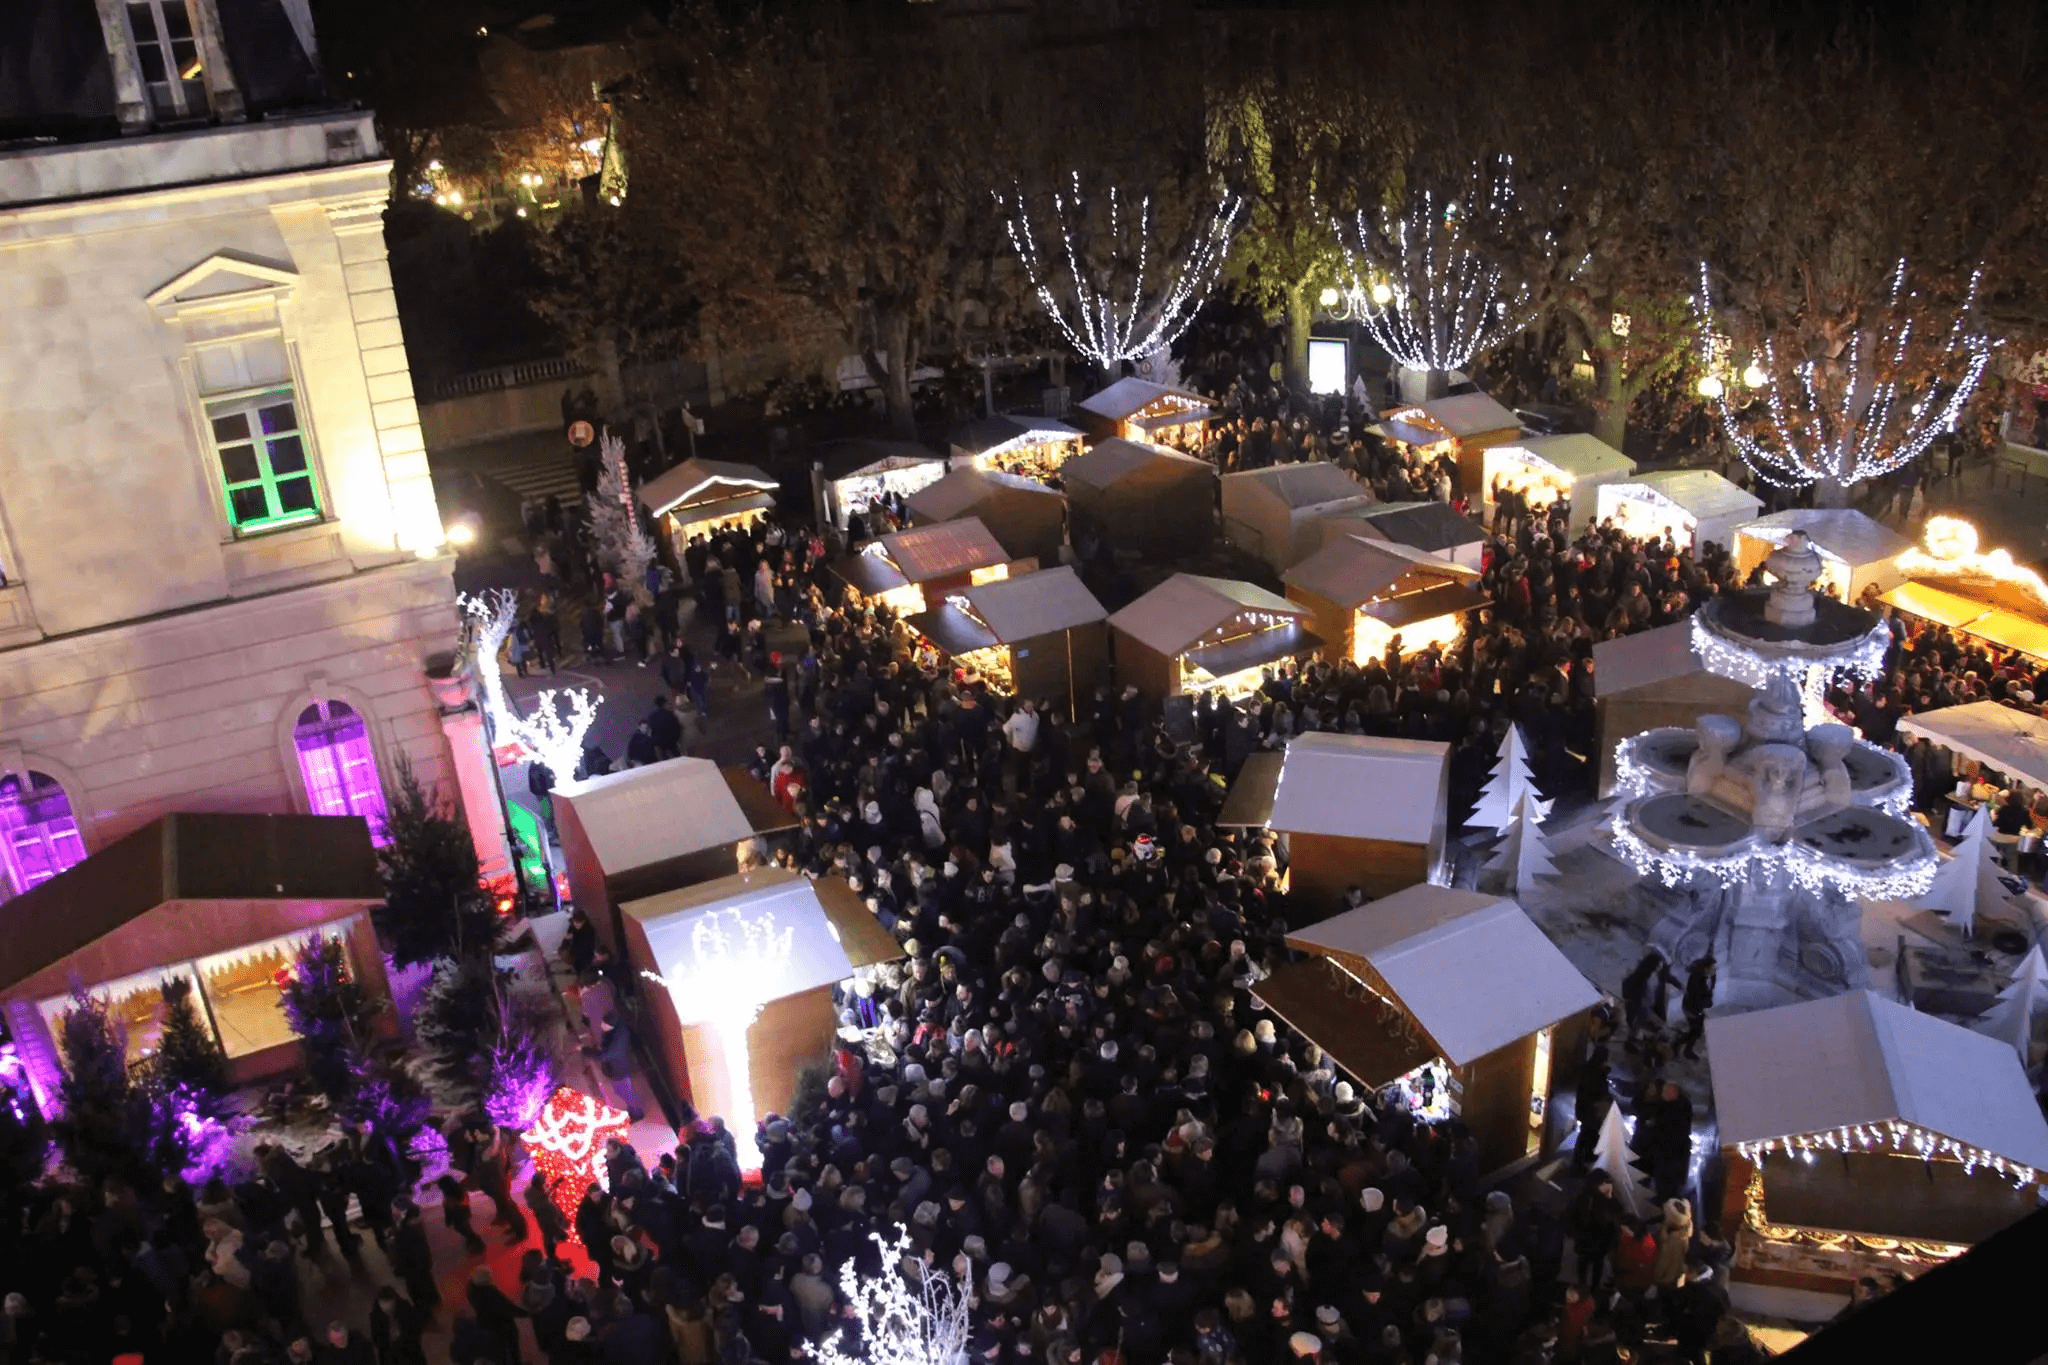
[621,869,857,1011]
[1897,701,2048,788]
[905,468,1059,522]
[962,565,1106,641]
[1107,573,1306,657]
[1706,990,2048,1168]
[1266,731,1449,843]
[1289,885,1601,1065]
[1063,437,1209,490]
[1737,508,1914,568]
[1080,376,1208,421]
[1416,391,1519,437]
[877,517,1009,582]
[1224,462,1370,512]
[1592,621,1703,697]
[555,759,755,874]
[638,458,778,517]
[1614,469,1761,523]
[1503,433,1636,480]
[1284,534,1473,606]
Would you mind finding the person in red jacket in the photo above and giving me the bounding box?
[1613,1217,1659,1296]
[1558,1282,1596,1360]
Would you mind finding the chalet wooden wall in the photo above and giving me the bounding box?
[1288,831,1429,906]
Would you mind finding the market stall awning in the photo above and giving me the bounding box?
[0,813,383,997]
[1182,623,1323,681]
[812,876,908,970]
[1378,416,1448,448]
[878,518,1008,584]
[622,870,862,1004]
[1109,574,1309,657]
[1217,751,1285,827]
[1251,957,1437,1087]
[1508,432,1635,480]
[1132,406,1215,432]
[1079,376,1208,422]
[1358,581,1489,630]
[639,459,778,517]
[1896,701,2048,787]
[1705,990,2048,1169]
[905,602,1000,656]
[1287,884,1601,1066]
[1880,580,1993,630]
[832,551,911,597]
[1958,608,2048,660]
[815,439,946,481]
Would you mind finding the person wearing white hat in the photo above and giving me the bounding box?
[1288,1329,1323,1357]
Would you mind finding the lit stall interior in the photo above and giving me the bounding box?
[1597,481,1696,544]
[1484,445,1574,510]
[953,416,1087,482]
[1351,590,1472,664]
[1180,609,1315,698]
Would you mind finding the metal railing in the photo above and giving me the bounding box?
[425,357,586,401]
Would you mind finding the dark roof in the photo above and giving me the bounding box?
[1359,502,1487,552]
[0,812,383,996]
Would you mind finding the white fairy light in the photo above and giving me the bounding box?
[663,907,795,1174]
[1607,813,1936,901]
[587,427,656,590]
[809,1227,973,1365]
[1735,1120,2034,1187]
[1003,173,1244,366]
[460,589,520,729]
[508,687,601,792]
[1610,731,1914,818]
[1695,259,1996,489]
[1340,157,1557,374]
[1687,613,1891,689]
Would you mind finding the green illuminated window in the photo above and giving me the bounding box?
[209,389,320,533]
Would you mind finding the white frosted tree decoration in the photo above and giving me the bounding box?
[1915,806,2008,937]
[587,427,656,592]
[459,589,519,727]
[1975,970,2042,1066]
[1695,258,1994,490]
[2011,943,2048,991]
[1003,172,1244,366]
[1470,724,1551,832]
[1484,792,1557,894]
[509,687,601,792]
[809,1227,973,1365]
[1592,1103,1654,1220]
[663,907,794,1173]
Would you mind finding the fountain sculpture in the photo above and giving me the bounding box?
[1608,533,1935,1011]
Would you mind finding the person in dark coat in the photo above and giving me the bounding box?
[1573,1046,1614,1166]
[369,1286,429,1365]
[525,1171,573,1263]
[466,1267,528,1365]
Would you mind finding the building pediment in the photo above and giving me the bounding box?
[146,252,299,310]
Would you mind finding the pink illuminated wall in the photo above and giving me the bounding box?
[0,771,86,898]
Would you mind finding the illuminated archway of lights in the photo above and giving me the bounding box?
[1694,259,1996,489]
[651,907,794,1174]
[1339,158,1554,374]
[1003,173,1243,366]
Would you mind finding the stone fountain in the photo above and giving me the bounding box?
[1609,532,1935,1011]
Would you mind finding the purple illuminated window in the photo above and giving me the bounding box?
[0,771,86,898]
[294,700,388,842]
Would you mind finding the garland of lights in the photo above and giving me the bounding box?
[1736,1118,2036,1187]
[511,687,601,791]
[1003,173,1243,366]
[1608,732,1914,820]
[1695,259,1996,489]
[1688,613,1893,689]
[809,1227,973,1365]
[1607,810,1937,901]
[520,1086,632,1246]
[1340,157,1558,374]
[460,589,520,727]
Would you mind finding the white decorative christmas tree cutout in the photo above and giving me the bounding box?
[587,427,656,593]
[1470,724,1551,832]
[1483,792,1557,893]
[1592,1102,1654,1220]
[1916,806,2010,937]
[1976,944,2048,1065]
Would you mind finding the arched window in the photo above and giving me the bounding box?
[293,700,388,841]
[0,771,87,897]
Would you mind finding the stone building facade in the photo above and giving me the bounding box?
[0,1,492,897]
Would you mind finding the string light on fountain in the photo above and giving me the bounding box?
[1607,812,1936,900]
[1002,172,1243,366]
[808,1226,973,1365]
[660,907,794,1175]
[1694,258,1996,489]
[1339,157,1560,374]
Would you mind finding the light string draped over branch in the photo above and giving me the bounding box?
[1003,172,1243,366]
[1694,258,1996,489]
[1339,157,1550,374]
[807,1227,974,1365]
